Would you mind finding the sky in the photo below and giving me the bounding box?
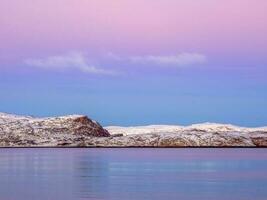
[0,0,267,126]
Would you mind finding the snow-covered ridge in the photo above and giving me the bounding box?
[0,112,86,120]
[1,112,267,147]
[0,112,110,147]
[106,123,267,136]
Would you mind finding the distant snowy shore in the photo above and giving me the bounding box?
[1,113,267,147]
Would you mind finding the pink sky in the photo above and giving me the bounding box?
[1,0,267,63]
[0,0,267,126]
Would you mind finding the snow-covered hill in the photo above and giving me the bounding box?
[0,112,266,147]
[106,123,267,136]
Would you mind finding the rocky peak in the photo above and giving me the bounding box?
[0,112,110,137]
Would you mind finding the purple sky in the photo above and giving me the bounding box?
[0,0,267,126]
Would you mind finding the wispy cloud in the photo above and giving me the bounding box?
[107,52,123,61]
[130,53,207,66]
[25,52,117,75]
[108,52,207,67]
[25,52,207,76]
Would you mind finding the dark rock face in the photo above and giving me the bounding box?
[249,131,267,146]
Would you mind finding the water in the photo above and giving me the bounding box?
[0,148,267,200]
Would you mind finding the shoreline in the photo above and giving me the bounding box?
[1,112,267,148]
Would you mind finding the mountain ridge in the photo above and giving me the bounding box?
[1,112,266,147]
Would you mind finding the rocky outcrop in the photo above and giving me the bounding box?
[1,113,267,147]
[248,131,267,146]
[102,124,267,147]
[0,113,109,147]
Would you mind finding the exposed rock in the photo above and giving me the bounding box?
[0,112,109,147]
[1,113,267,147]
[248,131,267,146]
[84,130,255,147]
[103,124,267,147]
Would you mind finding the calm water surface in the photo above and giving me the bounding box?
[0,148,267,200]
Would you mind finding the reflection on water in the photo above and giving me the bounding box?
[0,148,267,200]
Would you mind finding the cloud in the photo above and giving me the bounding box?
[108,52,207,67]
[130,53,207,66]
[107,52,123,61]
[25,52,206,76]
[25,52,117,75]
